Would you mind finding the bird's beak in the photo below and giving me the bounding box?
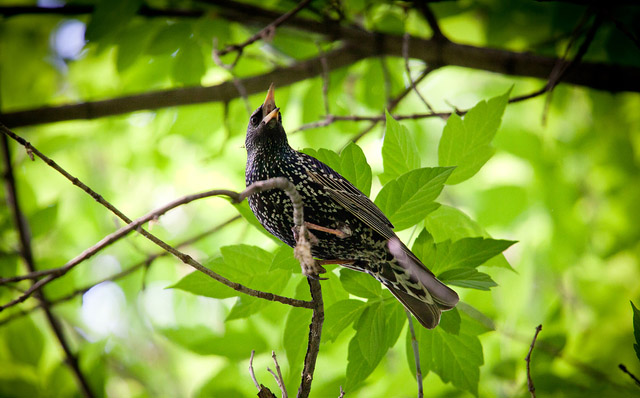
[263,107,280,125]
[262,83,276,117]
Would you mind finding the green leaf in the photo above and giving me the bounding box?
[406,312,484,395]
[160,325,267,359]
[147,22,192,56]
[632,301,640,362]
[302,142,372,196]
[431,237,517,274]
[439,308,461,335]
[84,0,142,42]
[116,22,158,72]
[324,299,366,342]
[411,229,437,268]
[425,205,514,271]
[168,260,238,299]
[340,269,381,299]
[270,245,300,273]
[221,244,272,278]
[438,89,511,184]
[379,110,421,185]
[356,302,387,365]
[29,203,58,238]
[345,332,376,392]
[283,307,311,381]
[5,317,44,366]
[226,269,290,320]
[374,167,454,231]
[438,268,498,290]
[173,39,205,85]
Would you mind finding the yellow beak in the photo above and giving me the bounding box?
[263,107,280,125]
[263,83,276,117]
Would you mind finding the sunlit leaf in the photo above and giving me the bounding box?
[438,90,511,184]
[339,269,381,299]
[406,312,484,395]
[374,167,453,230]
[380,110,421,185]
[324,299,366,342]
[302,142,372,196]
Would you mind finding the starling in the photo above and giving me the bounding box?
[245,84,459,328]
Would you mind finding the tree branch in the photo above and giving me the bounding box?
[217,0,313,56]
[2,21,639,127]
[1,134,95,397]
[406,310,424,398]
[525,324,543,398]
[0,216,240,327]
[297,277,324,398]
[0,124,313,311]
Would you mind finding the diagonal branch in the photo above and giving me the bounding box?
[1,134,95,397]
[0,124,313,311]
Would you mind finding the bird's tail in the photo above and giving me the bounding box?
[386,238,459,329]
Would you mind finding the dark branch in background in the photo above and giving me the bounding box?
[525,324,543,398]
[2,2,639,128]
[618,364,640,388]
[1,134,94,397]
[406,310,424,398]
[0,216,241,327]
[216,0,313,56]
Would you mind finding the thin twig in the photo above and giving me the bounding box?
[1,134,94,397]
[402,32,438,115]
[297,277,324,398]
[0,217,241,327]
[317,43,331,116]
[525,324,543,398]
[618,364,640,388]
[338,386,345,398]
[249,350,261,391]
[406,310,423,398]
[217,0,313,56]
[270,351,288,398]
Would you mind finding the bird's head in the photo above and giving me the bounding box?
[245,84,288,153]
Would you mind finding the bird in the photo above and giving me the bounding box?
[244,84,459,328]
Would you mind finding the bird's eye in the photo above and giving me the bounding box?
[250,114,260,126]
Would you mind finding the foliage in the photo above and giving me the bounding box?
[1,1,640,398]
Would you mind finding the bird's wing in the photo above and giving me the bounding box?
[299,152,395,241]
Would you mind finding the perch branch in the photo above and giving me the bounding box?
[525,324,543,398]
[297,277,324,398]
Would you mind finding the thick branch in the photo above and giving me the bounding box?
[2,29,639,127]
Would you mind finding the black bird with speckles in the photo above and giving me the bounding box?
[245,85,459,328]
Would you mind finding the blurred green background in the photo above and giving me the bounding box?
[1,0,639,397]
